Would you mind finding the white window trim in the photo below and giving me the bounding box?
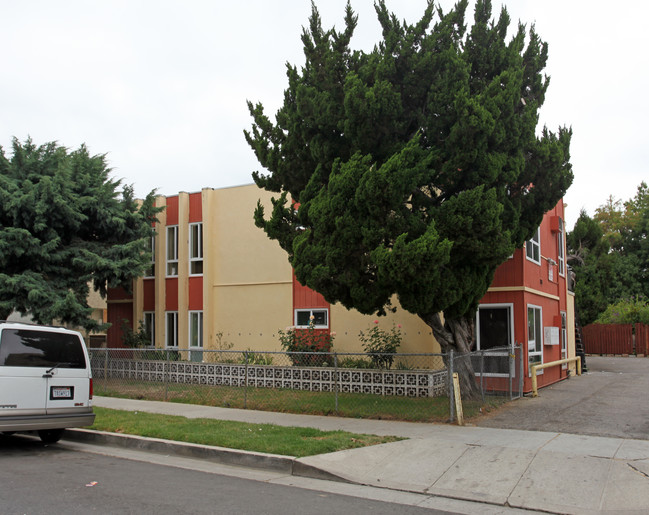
[166,225,179,277]
[189,222,203,276]
[294,308,329,329]
[526,227,541,265]
[189,311,203,348]
[561,311,568,368]
[165,311,178,348]
[527,304,543,375]
[475,303,514,377]
[143,311,155,347]
[558,217,565,277]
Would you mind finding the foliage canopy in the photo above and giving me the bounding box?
[246,0,572,368]
[0,138,160,331]
[568,182,649,324]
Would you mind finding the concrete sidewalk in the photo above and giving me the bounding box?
[83,396,649,514]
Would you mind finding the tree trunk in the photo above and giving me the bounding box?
[421,312,482,400]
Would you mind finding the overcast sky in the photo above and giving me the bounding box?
[2,1,647,228]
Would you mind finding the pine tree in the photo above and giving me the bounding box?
[0,138,160,331]
[245,0,573,397]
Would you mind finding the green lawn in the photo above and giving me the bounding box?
[94,379,502,422]
[89,407,402,457]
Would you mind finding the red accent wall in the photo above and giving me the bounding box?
[189,192,202,223]
[166,196,179,226]
[166,278,178,311]
[107,286,132,301]
[188,277,203,310]
[106,302,132,348]
[143,279,155,311]
[293,275,329,309]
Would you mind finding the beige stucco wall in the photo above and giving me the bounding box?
[205,185,293,351]
[330,300,441,355]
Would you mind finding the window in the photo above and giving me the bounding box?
[294,309,328,329]
[143,312,155,347]
[166,226,178,277]
[145,236,155,278]
[0,329,86,368]
[189,223,203,275]
[165,312,178,348]
[560,312,567,359]
[476,305,514,376]
[526,227,540,264]
[558,217,565,276]
[527,305,543,369]
[189,311,203,362]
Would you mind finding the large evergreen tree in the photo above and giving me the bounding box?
[0,138,160,331]
[246,0,572,396]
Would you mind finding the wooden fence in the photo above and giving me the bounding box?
[582,323,649,356]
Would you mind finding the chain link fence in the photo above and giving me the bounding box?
[89,345,522,422]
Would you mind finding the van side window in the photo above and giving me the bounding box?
[0,329,86,368]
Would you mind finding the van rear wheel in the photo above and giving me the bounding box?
[38,429,64,444]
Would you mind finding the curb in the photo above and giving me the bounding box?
[64,428,349,483]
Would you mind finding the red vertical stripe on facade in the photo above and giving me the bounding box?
[165,278,178,311]
[188,277,203,310]
[166,196,179,226]
[189,192,202,223]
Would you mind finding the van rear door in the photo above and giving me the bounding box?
[0,328,90,416]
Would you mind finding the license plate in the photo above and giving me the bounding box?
[50,386,73,400]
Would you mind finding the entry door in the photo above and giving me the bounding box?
[477,305,514,375]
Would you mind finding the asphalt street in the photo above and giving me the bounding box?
[0,434,459,515]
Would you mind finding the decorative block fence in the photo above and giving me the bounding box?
[92,358,449,398]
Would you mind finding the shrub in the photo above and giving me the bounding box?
[277,318,334,366]
[358,320,402,369]
[338,357,373,369]
[596,296,649,325]
[242,349,274,365]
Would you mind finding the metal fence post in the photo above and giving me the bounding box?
[244,351,249,409]
[164,349,169,402]
[480,350,485,402]
[103,348,108,391]
[519,344,524,396]
[334,352,339,414]
[448,349,455,423]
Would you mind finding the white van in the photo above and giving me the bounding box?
[0,322,95,443]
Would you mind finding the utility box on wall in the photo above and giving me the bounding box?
[544,326,560,345]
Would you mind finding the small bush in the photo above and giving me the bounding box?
[277,319,334,367]
[338,357,373,369]
[358,320,403,369]
[242,349,273,365]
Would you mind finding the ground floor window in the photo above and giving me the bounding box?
[189,311,203,362]
[294,308,328,329]
[166,311,178,348]
[476,304,513,376]
[143,311,155,347]
[527,305,543,372]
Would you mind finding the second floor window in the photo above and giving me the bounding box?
[167,225,178,276]
[189,222,203,275]
[526,227,540,264]
[145,235,155,278]
[558,217,565,276]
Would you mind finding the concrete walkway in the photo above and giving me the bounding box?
[84,396,649,514]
